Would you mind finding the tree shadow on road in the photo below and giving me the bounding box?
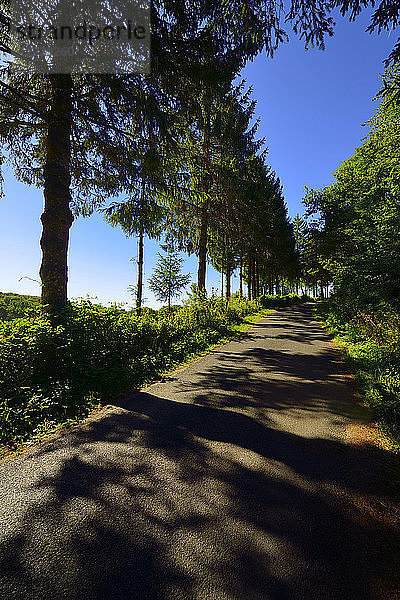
[1,391,399,600]
[165,344,368,431]
[248,305,332,346]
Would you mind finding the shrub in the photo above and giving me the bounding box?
[0,292,40,321]
[316,301,400,438]
[259,293,312,308]
[0,291,309,445]
[0,295,264,444]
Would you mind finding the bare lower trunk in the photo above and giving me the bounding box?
[225,265,231,300]
[40,74,73,311]
[136,226,144,314]
[197,105,211,296]
[251,256,256,300]
[239,259,243,297]
[247,254,252,301]
[255,259,259,298]
[197,200,208,293]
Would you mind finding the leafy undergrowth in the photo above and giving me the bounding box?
[0,291,40,321]
[315,301,400,452]
[0,292,306,451]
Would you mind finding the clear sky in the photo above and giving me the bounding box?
[0,8,395,307]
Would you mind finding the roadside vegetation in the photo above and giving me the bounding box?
[0,291,308,449]
[299,67,400,446]
[316,302,400,449]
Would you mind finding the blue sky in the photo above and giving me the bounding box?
[0,9,395,307]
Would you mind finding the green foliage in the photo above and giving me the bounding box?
[0,292,40,321]
[317,302,400,439]
[0,294,280,446]
[303,71,400,316]
[259,293,313,308]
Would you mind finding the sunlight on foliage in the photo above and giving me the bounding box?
[0,292,308,446]
[316,302,400,441]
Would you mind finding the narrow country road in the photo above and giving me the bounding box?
[1,305,399,600]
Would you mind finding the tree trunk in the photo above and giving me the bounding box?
[239,259,243,297]
[251,256,257,300]
[197,105,211,295]
[225,265,231,300]
[197,200,208,294]
[136,225,144,314]
[40,74,73,311]
[255,259,260,298]
[247,254,252,301]
[136,180,146,315]
[221,271,224,299]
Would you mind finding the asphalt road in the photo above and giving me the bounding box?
[0,304,399,600]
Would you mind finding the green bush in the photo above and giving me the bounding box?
[0,294,268,445]
[259,293,313,308]
[316,301,400,438]
[0,290,311,445]
[0,292,40,321]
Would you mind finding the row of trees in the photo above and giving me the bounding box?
[300,66,400,316]
[1,1,399,314]
[107,83,299,312]
[290,213,331,299]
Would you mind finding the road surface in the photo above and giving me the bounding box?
[0,304,399,600]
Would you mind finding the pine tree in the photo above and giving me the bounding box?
[148,249,190,311]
